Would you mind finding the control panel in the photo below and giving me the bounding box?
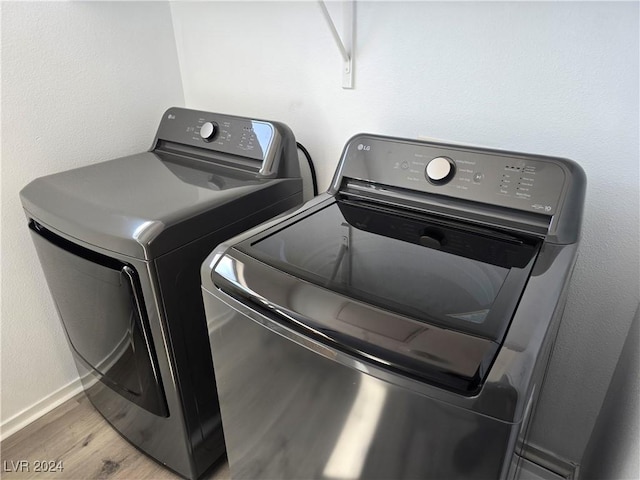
[154,107,280,163]
[340,135,568,215]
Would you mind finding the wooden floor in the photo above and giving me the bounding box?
[0,394,230,480]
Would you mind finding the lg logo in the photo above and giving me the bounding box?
[357,144,371,151]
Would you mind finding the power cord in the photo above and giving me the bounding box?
[296,142,318,197]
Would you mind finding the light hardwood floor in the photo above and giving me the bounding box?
[0,394,230,480]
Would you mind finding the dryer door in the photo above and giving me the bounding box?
[29,220,168,417]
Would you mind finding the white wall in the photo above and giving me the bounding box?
[1,2,184,436]
[580,306,639,480]
[171,1,639,464]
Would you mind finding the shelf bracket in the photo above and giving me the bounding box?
[318,0,355,89]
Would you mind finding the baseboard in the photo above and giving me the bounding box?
[0,334,130,443]
[522,443,580,479]
[0,377,84,442]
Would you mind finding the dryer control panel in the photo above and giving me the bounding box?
[153,107,295,178]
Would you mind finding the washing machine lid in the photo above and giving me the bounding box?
[20,151,297,259]
[212,198,540,393]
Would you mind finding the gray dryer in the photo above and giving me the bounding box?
[21,107,306,479]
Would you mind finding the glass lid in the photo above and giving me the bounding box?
[239,199,540,342]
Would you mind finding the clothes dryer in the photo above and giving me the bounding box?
[21,107,306,479]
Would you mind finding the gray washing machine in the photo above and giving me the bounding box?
[201,134,586,479]
[20,107,306,479]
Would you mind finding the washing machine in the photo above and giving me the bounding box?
[20,107,307,479]
[201,134,586,479]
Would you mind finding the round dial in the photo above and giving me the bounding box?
[199,121,218,141]
[425,156,455,184]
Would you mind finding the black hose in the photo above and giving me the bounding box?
[296,142,318,197]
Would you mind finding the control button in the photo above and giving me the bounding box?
[473,172,484,183]
[425,156,455,184]
[401,161,409,170]
[199,122,218,141]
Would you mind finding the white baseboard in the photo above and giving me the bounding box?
[0,377,84,442]
[522,443,579,479]
[1,336,129,443]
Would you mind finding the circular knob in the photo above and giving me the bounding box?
[425,156,455,184]
[199,122,217,141]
